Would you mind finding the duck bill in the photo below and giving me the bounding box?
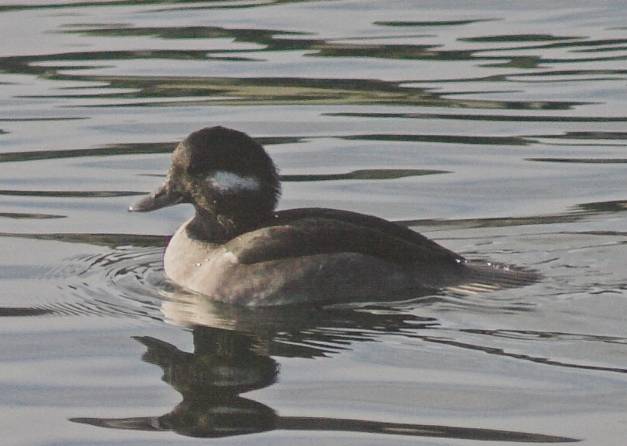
[129,181,185,212]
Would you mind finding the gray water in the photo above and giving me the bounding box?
[2,1,627,444]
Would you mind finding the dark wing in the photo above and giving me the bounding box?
[225,208,463,266]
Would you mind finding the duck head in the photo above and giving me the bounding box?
[130,126,280,241]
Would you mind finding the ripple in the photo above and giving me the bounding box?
[0,239,168,320]
[532,131,627,141]
[412,290,536,315]
[399,198,627,230]
[281,168,449,182]
[375,19,497,27]
[341,133,529,146]
[420,332,627,374]
[0,143,172,163]
[0,190,144,198]
[463,328,627,345]
[0,307,53,317]
[461,34,581,43]
[528,158,627,164]
[1,42,587,110]
[0,232,166,247]
[0,117,86,122]
[0,137,298,163]
[0,212,65,219]
[40,246,167,320]
[325,111,627,122]
[62,24,309,43]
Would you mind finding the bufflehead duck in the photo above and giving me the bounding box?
[130,126,534,306]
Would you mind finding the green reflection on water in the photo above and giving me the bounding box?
[64,24,310,46]
[0,20,592,110]
[16,74,580,109]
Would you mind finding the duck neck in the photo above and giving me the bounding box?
[186,206,271,243]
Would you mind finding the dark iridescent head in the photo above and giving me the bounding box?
[130,127,280,238]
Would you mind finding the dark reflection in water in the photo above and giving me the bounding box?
[0,0,264,13]
[325,111,627,123]
[281,169,449,182]
[342,133,528,146]
[0,143,173,163]
[460,34,580,43]
[12,71,585,110]
[463,328,627,345]
[180,301,443,356]
[577,199,627,214]
[0,212,65,219]
[0,117,86,122]
[0,137,298,163]
[71,318,577,442]
[531,131,627,145]
[0,231,165,248]
[0,190,143,198]
[0,306,53,316]
[423,333,627,375]
[399,198,627,230]
[0,21,591,111]
[530,158,627,164]
[375,19,496,27]
[65,24,310,49]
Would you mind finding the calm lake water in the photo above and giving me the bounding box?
[2,1,627,444]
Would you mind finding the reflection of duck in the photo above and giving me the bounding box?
[71,324,576,442]
[130,126,535,306]
[74,328,277,438]
[158,290,438,357]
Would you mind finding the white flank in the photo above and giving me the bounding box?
[207,170,259,192]
[221,251,239,264]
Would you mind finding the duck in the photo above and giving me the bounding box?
[130,126,534,306]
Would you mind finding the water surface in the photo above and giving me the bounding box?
[2,1,627,445]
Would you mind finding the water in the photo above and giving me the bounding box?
[2,1,627,444]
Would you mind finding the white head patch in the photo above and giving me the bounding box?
[207,170,260,193]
